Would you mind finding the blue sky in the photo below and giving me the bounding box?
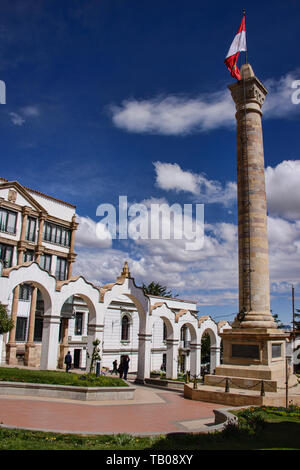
[1,0,300,324]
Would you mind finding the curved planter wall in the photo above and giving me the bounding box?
[0,381,135,401]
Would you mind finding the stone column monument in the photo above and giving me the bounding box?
[204,63,297,391]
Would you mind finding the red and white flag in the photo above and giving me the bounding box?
[224,15,247,80]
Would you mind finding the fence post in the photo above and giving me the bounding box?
[193,375,198,389]
[225,378,230,393]
[260,380,265,397]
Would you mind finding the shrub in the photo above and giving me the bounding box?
[238,408,266,435]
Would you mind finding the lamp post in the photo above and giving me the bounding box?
[285,355,292,409]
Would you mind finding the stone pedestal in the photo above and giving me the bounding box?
[24,343,38,368]
[205,328,298,391]
[6,343,18,366]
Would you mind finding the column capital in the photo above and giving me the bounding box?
[228,64,268,110]
[22,206,32,216]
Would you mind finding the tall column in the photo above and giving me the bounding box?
[24,287,38,367]
[68,215,78,279]
[209,346,221,374]
[136,333,152,383]
[166,339,179,379]
[189,343,201,377]
[35,214,46,263]
[229,63,276,329]
[40,314,61,370]
[17,206,31,263]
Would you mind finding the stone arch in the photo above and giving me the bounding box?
[55,277,101,323]
[3,262,54,316]
[198,317,222,374]
[176,312,201,378]
[100,276,152,381]
[150,303,179,378]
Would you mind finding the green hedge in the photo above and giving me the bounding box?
[0,367,127,387]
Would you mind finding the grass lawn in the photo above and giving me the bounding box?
[0,367,126,387]
[0,406,299,450]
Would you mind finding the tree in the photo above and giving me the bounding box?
[142,282,177,298]
[201,333,211,362]
[0,303,14,335]
[271,311,284,329]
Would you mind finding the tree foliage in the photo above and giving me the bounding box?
[142,282,177,298]
[0,303,14,335]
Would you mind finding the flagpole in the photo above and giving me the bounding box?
[243,9,248,64]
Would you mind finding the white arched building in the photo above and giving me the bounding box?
[0,260,231,381]
[0,177,231,381]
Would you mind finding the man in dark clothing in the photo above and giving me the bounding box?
[112,359,118,375]
[122,355,130,380]
[64,351,72,373]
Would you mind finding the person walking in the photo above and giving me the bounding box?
[64,351,72,373]
[112,359,118,375]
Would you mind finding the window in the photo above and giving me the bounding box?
[55,257,68,280]
[163,322,167,341]
[15,317,27,341]
[24,250,34,263]
[26,217,37,242]
[19,284,32,301]
[40,254,52,272]
[0,243,13,267]
[0,208,17,234]
[121,315,130,341]
[75,312,83,335]
[43,222,71,247]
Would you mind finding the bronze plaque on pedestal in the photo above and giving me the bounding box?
[231,344,259,359]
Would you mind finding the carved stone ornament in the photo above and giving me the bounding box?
[8,189,17,203]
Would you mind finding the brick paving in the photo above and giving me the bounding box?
[0,382,227,435]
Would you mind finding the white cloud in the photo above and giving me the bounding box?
[264,70,300,119]
[110,70,300,136]
[9,105,40,126]
[153,161,236,206]
[110,91,235,135]
[9,112,25,126]
[266,160,300,219]
[75,215,112,249]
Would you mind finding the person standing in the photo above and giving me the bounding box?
[122,355,130,380]
[64,351,72,373]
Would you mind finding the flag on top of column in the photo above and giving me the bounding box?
[224,14,247,80]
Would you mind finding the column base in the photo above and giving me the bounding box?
[24,343,39,368]
[6,343,18,366]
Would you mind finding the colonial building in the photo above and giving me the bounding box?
[0,177,230,380]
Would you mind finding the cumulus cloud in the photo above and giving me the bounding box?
[264,69,300,119]
[75,215,112,249]
[110,91,235,135]
[266,160,300,219]
[110,70,300,136]
[153,161,236,206]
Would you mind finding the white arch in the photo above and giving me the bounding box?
[101,277,151,381]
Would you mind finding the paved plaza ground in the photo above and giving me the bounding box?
[0,377,227,435]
